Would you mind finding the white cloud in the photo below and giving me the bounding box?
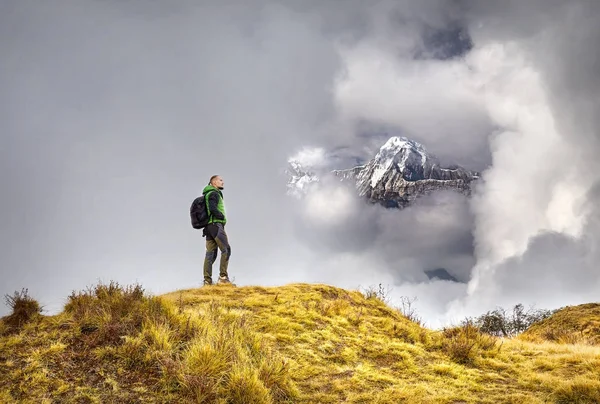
[333,38,492,169]
[303,185,357,227]
[288,147,328,168]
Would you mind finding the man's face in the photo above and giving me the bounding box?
[213,176,224,189]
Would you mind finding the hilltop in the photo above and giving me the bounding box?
[520,303,600,346]
[1,282,599,403]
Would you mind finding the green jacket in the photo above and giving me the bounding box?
[203,185,227,225]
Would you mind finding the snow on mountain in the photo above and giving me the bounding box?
[287,136,480,207]
[286,159,319,197]
[369,137,429,187]
[285,147,327,197]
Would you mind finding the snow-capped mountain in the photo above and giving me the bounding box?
[286,159,319,197]
[287,136,479,208]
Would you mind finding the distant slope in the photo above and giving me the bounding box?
[1,282,600,403]
[520,303,600,345]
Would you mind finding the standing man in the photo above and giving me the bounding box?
[202,175,232,285]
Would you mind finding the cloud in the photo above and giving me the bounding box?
[289,147,328,169]
[293,176,476,284]
[333,42,493,170]
[2,0,599,329]
[442,0,600,320]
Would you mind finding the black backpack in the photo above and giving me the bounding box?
[190,192,211,229]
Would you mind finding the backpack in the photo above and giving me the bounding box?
[190,192,211,229]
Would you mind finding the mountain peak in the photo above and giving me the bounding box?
[371,136,430,187]
[287,136,479,208]
[380,136,424,151]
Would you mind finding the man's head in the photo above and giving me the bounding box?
[209,175,224,190]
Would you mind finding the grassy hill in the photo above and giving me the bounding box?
[1,282,599,403]
[519,303,600,346]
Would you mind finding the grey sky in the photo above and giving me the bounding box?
[1,1,599,327]
[1,0,343,314]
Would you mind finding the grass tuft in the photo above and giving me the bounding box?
[551,377,600,404]
[2,288,42,333]
[226,366,273,404]
[439,322,499,365]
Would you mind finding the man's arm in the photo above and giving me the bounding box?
[207,192,225,220]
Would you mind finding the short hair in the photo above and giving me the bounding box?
[209,175,219,185]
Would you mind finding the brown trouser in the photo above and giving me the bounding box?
[203,223,231,283]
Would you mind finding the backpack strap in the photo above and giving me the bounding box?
[205,190,216,223]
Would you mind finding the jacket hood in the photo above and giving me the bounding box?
[203,184,222,194]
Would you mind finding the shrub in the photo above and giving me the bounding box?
[467,303,555,337]
[361,283,392,304]
[396,296,422,326]
[2,288,42,331]
[64,281,177,347]
[441,321,499,365]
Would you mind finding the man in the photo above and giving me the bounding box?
[202,175,232,286]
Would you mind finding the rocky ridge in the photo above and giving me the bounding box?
[287,136,479,208]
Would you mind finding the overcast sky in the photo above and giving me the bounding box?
[1,1,599,327]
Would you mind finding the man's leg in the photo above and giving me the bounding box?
[213,225,231,280]
[203,238,218,285]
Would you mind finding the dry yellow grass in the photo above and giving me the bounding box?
[1,282,599,403]
[519,303,600,346]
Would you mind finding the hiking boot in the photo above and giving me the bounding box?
[217,276,232,285]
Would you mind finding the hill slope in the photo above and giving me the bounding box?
[519,303,600,346]
[1,282,600,403]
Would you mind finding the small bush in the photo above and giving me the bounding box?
[396,296,422,326]
[541,326,578,344]
[361,283,392,305]
[441,322,499,365]
[3,288,42,331]
[64,281,176,347]
[467,303,555,337]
